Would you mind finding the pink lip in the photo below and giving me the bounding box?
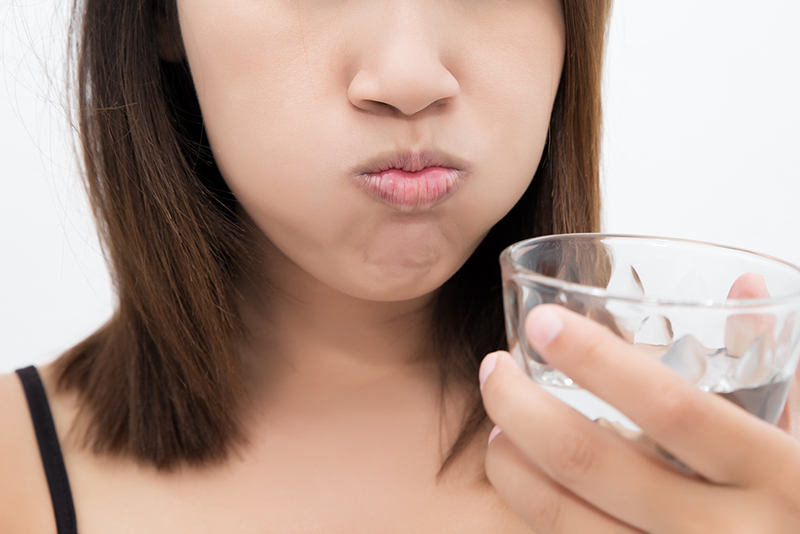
[353,151,468,211]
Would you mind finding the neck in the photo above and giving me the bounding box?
[236,237,442,405]
[230,234,481,472]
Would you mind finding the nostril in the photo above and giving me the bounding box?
[350,99,400,116]
[371,101,400,114]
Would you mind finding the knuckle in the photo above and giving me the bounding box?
[483,379,514,423]
[547,426,596,484]
[646,380,700,435]
[771,456,800,515]
[523,484,563,533]
[482,370,525,427]
[488,375,517,409]
[581,333,617,370]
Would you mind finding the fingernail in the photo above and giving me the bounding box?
[488,425,502,444]
[527,308,563,346]
[479,352,499,390]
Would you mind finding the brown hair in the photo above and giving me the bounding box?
[54,0,611,473]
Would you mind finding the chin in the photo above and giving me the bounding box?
[323,262,456,303]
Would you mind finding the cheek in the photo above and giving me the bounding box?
[179,2,352,265]
[446,24,565,246]
[179,2,318,177]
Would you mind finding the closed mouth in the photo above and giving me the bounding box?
[352,150,469,211]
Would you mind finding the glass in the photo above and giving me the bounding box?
[500,234,800,430]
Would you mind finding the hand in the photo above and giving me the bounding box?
[479,304,800,533]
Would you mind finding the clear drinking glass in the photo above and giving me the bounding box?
[500,234,800,430]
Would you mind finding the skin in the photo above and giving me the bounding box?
[0,0,563,532]
[3,1,797,532]
[181,0,563,303]
[480,274,800,532]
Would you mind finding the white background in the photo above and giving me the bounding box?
[1,1,799,374]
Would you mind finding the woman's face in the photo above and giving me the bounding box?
[176,0,565,301]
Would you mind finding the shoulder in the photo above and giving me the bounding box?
[0,368,58,534]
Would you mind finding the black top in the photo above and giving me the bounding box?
[16,366,78,534]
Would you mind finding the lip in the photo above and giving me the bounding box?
[352,150,469,211]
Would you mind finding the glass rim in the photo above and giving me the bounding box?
[500,233,800,309]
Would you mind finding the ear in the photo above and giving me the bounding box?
[156,9,186,63]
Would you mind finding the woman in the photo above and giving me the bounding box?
[1,0,799,532]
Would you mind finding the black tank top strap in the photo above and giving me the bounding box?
[16,365,78,534]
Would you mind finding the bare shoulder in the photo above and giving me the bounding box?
[0,369,57,534]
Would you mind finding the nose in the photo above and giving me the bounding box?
[347,9,460,117]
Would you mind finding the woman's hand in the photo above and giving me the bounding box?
[479,304,800,533]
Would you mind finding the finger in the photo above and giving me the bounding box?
[485,426,643,534]
[727,272,771,300]
[725,273,775,358]
[524,305,799,485]
[480,351,719,533]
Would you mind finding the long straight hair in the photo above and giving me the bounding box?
[54,0,611,473]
